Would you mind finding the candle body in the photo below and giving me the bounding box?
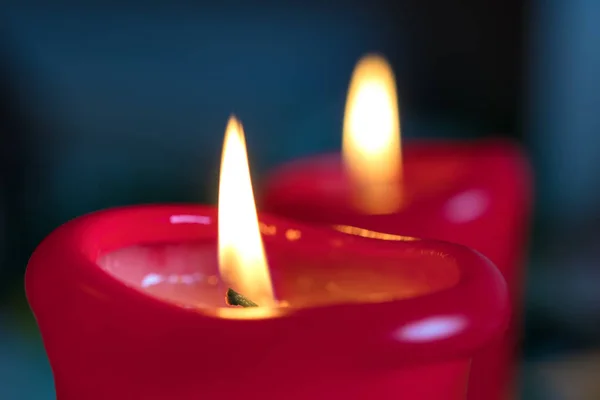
[26,205,509,400]
[54,355,471,400]
[262,139,532,400]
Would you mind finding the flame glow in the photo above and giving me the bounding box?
[332,225,419,241]
[342,54,402,214]
[218,116,276,307]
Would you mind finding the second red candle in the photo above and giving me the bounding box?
[261,55,532,400]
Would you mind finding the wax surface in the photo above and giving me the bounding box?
[99,238,460,310]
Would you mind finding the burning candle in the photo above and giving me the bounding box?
[26,116,509,400]
[261,55,532,400]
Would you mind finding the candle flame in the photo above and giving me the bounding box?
[218,116,276,307]
[342,54,402,214]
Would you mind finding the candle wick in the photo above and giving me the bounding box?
[226,288,259,308]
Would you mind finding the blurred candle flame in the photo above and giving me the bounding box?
[218,116,276,307]
[342,54,402,214]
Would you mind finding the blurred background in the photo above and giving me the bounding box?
[1,1,599,399]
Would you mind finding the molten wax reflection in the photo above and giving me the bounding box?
[98,233,460,318]
[333,225,419,241]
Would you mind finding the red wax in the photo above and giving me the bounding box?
[26,204,509,400]
[261,138,532,400]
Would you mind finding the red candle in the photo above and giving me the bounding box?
[261,55,532,400]
[26,117,509,400]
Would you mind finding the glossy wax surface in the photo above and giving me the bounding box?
[99,238,461,310]
[26,205,508,400]
[262,138,532,400]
